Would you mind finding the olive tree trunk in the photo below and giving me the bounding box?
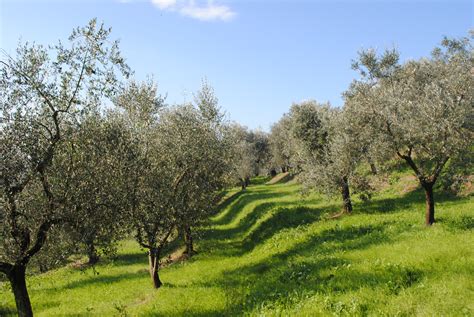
[241,178,247,190]
[399,154,446,226]
[0,220,54,317]
[422,182,435,226]
[87,242,100,265]
[148,248,162,288]
[8,265,33,317]
[341,177,353,214]
[183,226,195,256]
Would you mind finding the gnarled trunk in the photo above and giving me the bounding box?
[398,153,448,226]
[87,242,100,265]
[8,265,33,317]
[241,178,246,190]
[423,182,435,226]
[148,248,162,288]
[341,177,353,214]
[183,226,195,256]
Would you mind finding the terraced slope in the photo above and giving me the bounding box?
[1,177,473,316]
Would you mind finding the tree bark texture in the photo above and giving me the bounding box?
[8,265,33,317]
[183,226,195,256]
[87,243,100,265]
[341,177,353,214]
[148,248,162,288]
[423,183,435,225]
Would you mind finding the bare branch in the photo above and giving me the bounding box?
[23,220,57,265]
[67,51,89,112]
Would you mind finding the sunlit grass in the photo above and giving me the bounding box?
[1,173,473,316]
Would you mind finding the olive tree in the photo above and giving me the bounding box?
[114,79,176,289]
[249,130,271,176]
[195,78,225,124]
[172,81,230,255]
[157,102,229,256]
[227,123,257,189]
[298,104,376,214]
[347,33,473,225]
[290,101,329,157]
[57,113,130,265]
[269,114,294,173]
[289,101,359,214]
[0,19,129,316]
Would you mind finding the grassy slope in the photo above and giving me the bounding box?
[1,174,473,316]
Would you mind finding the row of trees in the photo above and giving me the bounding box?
[0,20,249,316]
[267,32,473,224]
[1,19,472,317]
[227,124,271,188]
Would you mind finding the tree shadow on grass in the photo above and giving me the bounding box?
[198,239,244,258]
[202,188,329,258]
[213,190,244,214]
[34,300,62,315]
[249,176,272,185]
[211,191,290,227]
[111,252,145,266]
[0,301,62,317]
[0,306,17,317]
[239,205,335,254]
[210,221,422,315]
[41,271,147,292]
[273,221,397,261]
[355,187,467,215]
[204,200,309,243]
[437,214,474,231]
[200,204,329,258]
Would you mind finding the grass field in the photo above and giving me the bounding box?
[1,174,473,316]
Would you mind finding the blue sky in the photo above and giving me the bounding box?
[1,0,472,130]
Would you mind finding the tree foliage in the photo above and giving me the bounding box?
[346,33,473,224]
[1,19,129,316]
[1,18,472,317]
[269,114,294,172]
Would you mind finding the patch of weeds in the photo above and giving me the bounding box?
[281,262,313,284]
[113,302,129,317]
[443,215,474,231]
[324,296,368,316]
[324,297,368,316]
[384,264,422,295]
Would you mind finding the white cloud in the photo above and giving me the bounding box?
[146,0,236,22]
[151,0,177,10]
[180,1,236,21]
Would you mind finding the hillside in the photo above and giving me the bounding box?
[1,174,473,316]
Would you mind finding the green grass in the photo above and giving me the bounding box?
[1,174,473,316]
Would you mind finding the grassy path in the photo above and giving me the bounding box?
[1,177,473,316]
